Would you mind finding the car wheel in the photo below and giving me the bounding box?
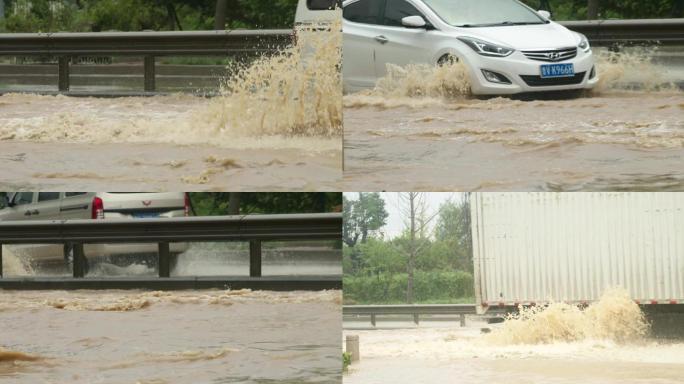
[437,54,459,66]
[63,243,89,275]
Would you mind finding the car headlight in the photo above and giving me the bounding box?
[577,33,590,52]
[457,37,514,57]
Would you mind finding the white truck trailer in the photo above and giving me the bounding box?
[471,192,684,314]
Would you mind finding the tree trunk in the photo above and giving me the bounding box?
[587,0,599,19]
[228,193,241,215]
[214,0,228,30]
[0,0,5,21]
[407,193,416,304]
[166,2,182,30]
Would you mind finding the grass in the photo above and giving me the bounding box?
[343,352,352,372]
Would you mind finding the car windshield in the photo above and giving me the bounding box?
[422,0,546,27]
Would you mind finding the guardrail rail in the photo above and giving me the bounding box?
[343,304,505,326]
[0,29,292,92]
[0,213,341,290]
[561,18,684,46]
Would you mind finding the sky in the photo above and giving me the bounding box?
[344,192,465,239]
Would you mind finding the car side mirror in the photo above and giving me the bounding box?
[538,10,551,19]
[401,15,427,28]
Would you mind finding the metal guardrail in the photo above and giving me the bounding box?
[560,18,684,46]
[343,304,500,326]
[0,213,341,290]
[0,29,292,92]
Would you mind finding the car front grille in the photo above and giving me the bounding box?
[520,72,587,87]
[522,47,578,62]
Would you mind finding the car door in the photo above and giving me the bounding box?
[0,192,36,221]
[59,192,94,220]
[342,0,385,90]
[31,192,63,220]
[373,0,434,78]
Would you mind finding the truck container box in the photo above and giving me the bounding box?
[471,192,684,313]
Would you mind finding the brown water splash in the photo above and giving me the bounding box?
[487,288,649,345]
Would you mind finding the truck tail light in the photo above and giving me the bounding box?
[92,197,104,219]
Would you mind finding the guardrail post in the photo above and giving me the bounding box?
[413,314,420,325]
[158,242,170,277]
[346,335,360,362]
[144,55,155,92]
[370,314,376,327]
[58,56,70,91]
[72,243,85,278]
[460,314,466,327]
[249,240,262,277]
[0,243,3,278]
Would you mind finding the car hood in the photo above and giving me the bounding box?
[459,22,579,50]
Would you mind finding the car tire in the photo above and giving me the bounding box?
[63,243,90,276]
[437,53,459,66]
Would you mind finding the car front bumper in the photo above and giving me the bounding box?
[460,49,598,95]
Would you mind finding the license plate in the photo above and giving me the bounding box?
[132,212,160,218]
[540,63,575,78]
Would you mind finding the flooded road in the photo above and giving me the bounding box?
[0,27,343,190]
[344,290,684,383]
[343,318,684,384]
[2,242,342,278]
[344,92,683,191]
[0,289,341,383]
[0,94,341,190]
[343,47,684,191]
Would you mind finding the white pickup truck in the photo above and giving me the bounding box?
[0,192,190,268]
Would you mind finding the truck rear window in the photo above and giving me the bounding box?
[308,0,342,10]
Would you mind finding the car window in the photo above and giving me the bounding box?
[308,0,342,10]
[65,192,87,197]
[38,192,60,202]
[343,0,384,24]
[13,192,34,206]
[383,0,423,27]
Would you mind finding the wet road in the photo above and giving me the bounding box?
[2,242,342,278]
[0,289,341,384]
[343,47,684,191]
[343,319,684,384]
[343,92,683,191]
[0,94,341,190]
[0,28,343,190]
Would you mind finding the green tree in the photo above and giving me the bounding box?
[342,193,388,247]
[189,192,341,216]
[433,194,472,272]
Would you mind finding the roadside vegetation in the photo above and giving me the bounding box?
[520,0,683,20]
[342,352,351,371]
[343,193,475,305]
[0,0,299,32]
[0,0,682,34]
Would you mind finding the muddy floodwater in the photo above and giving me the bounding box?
[343,47,684,191]
[343,318,684,384]
[0,94,341,190]
[344,92,683,191]
[0,27,343,190]
[0,289,341,383]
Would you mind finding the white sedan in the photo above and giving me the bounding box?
[342,0,598,95]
